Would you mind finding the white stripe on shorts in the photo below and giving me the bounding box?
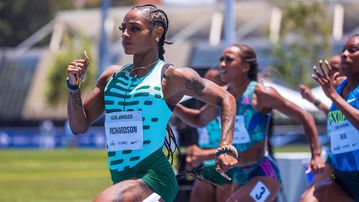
[142,192,161,202]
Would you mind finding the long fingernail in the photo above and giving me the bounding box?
[219,172,231,180]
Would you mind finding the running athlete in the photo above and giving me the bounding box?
[301,34,359,201]
[66,4,238,202]
[174,44,325,201]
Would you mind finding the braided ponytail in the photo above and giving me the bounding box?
[233,44,258,81]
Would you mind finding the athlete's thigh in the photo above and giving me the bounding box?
[301,164,333,202]
[228,176,281,202]
[309,178,353,202]
[301,164,353,202]
[215,184,232,202]
[190,179,215,202]
[92,179,160,202]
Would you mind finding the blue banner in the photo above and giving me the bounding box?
[0,127,106,149]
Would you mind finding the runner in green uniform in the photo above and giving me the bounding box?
[66,4,238,202]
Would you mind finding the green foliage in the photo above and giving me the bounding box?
[45,34,97,106]
[0,0,135,47]
[269,1,331,88]
[0,0,73,47]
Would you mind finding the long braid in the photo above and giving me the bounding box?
[164,124,181,166]
[132,4,178,164]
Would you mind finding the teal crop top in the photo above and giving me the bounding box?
[233,81,271,152]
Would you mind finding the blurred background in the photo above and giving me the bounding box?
[0,0,358,201]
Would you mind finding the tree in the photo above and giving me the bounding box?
[0,0,135,47]
[46,34,97,106]
[269,0,332,88]
[0,0,75,47]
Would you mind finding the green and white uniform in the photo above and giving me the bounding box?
[103,60,178,202]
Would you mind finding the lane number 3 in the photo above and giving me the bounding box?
[249,181,270,202]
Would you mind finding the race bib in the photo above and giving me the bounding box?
[233,116,251,144]
[197,127,210,145]
[250,181,270,202]
[330,120,359,154]
[105,111,143,151]
[217,115,251,144]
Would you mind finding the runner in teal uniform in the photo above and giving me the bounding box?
[301,34,359,202]
[66,4,238,202]
[174,44,324,201]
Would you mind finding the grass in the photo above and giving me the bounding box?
[0,146,309,202]
[0,149,111,202]
[273,145,310,153]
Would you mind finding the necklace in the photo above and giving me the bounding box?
[131,59,159,72]
[228,80,250,99]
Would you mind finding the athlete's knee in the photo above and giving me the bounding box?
[300,186,317,202]
[92,183,127,202]
[233,177,281,202]
[93,180,153,202]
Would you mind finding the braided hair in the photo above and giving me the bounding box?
[131,4,179,164]
[132,4,172,61]
[164,123,180,166]
[233,44,258,81]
